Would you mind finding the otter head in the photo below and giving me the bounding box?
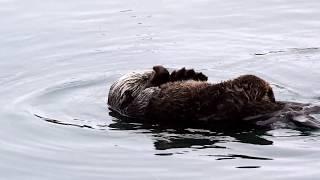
[253,77,276,103]
[108,71,154,114]
[235,75,276,103]
[263,86,276,103]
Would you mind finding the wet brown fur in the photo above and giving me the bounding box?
[109,65,283,123]
[147,66,208,88]
[108,66,320,128]
[145,73,283,123]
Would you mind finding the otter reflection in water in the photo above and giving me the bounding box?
[108,110,275,150]
[108,66,320,129]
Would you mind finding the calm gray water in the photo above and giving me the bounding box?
[1,0,320,179]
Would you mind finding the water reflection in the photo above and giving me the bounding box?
[32,110,320,172]
[36,105,320,148]
[36,110,320,166]
[36,111,274,150]
[109,120,274,151]
[213,154,272,161]
[108,111,274,150]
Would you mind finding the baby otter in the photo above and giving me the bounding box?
[108,66,320,128]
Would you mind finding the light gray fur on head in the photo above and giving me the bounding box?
[108,70,158,117]
[126,87,160,117]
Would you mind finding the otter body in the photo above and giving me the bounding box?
[108,66,320,128]
[145,75,282,123]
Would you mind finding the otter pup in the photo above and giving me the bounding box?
[108,66,320,128]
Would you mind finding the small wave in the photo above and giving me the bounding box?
[255,47,320,56]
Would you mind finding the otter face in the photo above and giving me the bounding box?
[108,71,153,114]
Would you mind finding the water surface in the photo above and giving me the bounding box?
[1,0,320,179]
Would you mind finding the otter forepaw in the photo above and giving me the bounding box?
[148,65,170,87]
[170,67,208,82]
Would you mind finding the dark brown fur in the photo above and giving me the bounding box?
[147,66,208,88]
[145,74,283,123]
[170,67,208,82]
[108,66,320,129]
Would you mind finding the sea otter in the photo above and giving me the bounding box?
[108,66,320,128]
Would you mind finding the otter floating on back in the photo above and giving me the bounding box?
[108,66,320,129]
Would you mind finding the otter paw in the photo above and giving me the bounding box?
[170,67,208,82]
[148,65,170,87]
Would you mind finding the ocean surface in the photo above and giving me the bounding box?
[1,0,320,179]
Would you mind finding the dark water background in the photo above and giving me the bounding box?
[1,0,320,179]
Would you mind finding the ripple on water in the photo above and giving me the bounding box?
[1,55,319,180]
[4,52,318,179]
[1,0,320,179]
